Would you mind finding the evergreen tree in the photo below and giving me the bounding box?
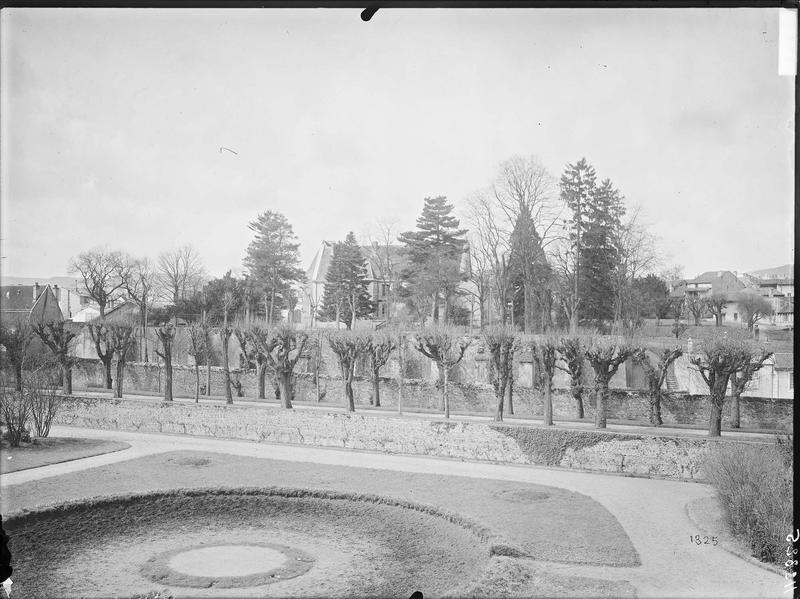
[243,211,305,323]
[398,196,467,323]
[319,232,375,329]
[582,178,625,322]
[559,158,597,328]
[508,206,552,332]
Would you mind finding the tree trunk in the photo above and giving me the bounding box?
[730,391,741,429]
[523,285,534,333]
[113,359,124,398]
[278,371,293,409]
[595,378,609,429]
[708,399,723,436]
[443,367,450,419]
[104,358,113,389]
[14,362,22,392]
[506,370,514,416]
[163,357,173,402]
[544,378,553,425]
[372,371,381,407]
[206,360,212,396]
[257,361,266,400]
[194,364,200,402]
[222,332,232,404]
[345,372,355,412]
[397,338,404,415]
[62,365,72,395]
[494,381,504,422]
[649,389,663,426]
[572,383,584,419]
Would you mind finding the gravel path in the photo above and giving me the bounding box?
[1,425,785,598]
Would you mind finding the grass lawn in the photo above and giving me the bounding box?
[3,450,640,598]
[0,437,131,473]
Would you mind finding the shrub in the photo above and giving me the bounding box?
[24,364,63,438]
[0,384,31,447]
[703,437,793,565]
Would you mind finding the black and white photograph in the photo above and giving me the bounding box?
[0,4,796,598]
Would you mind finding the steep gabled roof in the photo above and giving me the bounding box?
[0,285,39,312]
[772,353,793,371]
[685,271,745,295]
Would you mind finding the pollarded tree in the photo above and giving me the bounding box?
[631,346,683,426]
[365,331,396,407]
[328,330,371,412]
[483,326,518,422]
[737,290,774,332]
[531,335,559,426]
[556,336,586,418]
[398,196,467,324]
[319,232,375,329]
[585,337,634,429]
[154,324,176,402]
[410,326,472,419]
[689,333,752,436]
[249,324,308,409]
[0,323,33,392]
[729,347,773,429]
[243,211,306,324]
[87,323,114,389]
[705,293,728,327]
[187,323,206,402]
[32,321,78,395]
[108,322,137,399]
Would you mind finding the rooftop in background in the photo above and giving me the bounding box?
[0,276,85,290]
[747,264,794,280]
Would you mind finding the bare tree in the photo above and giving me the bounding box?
[123,256,157,361]
[157,245,205,305]
[632,346,683,426]
[492,156,561,333]
[108,322,137,399]
[689,333,753,436]
[249,324,308,409]
[530,334,559,426]
[704,293,728,327]
[87,323,114,389]
[684,294,706,326]
[410,326,472,419]
[69,248,130,318]
[32,321,78,395]
[484,326,518,421]
[556,336,586,418]
[365,331,396,407]
[737,290,774,332]
[611,207,659,331]
[585,337,634,429]
[0,323,33,392]
[365,220,402,322]
[328,330,370,412]
[729,348,773,428]
[187,323,206,402]
[154,324,176,402]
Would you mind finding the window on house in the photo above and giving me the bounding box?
[733,313,738,321]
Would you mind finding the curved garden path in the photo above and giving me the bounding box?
[1,425,785,598]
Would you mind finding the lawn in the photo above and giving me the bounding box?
[3,450,640,598]
[0,437,130,473]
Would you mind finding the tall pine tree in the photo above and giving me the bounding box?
[398,196,467,323]
[319,232,375,329]
[508,205,552,332]
[243,211,305,323]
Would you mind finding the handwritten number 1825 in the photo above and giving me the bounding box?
[691,535,718,546]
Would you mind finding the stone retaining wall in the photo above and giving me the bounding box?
[68,360,793,431]
[53,396,777,481]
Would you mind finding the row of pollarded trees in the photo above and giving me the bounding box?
[481,327,773,437]
[682,290,774,330]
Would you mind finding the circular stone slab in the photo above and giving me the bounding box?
[145,542,315,588]
[169,545,286,577]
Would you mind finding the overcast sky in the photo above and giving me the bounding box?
[1,7,794,282]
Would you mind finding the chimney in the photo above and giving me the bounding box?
[53,284,60,301]
[33,282,41,300]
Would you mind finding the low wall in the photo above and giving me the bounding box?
[68,360,793,431]
[53,396,777,481]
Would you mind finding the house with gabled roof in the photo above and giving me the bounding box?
[0,283,63,328]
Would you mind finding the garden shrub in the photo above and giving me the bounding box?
[703,436,793,566]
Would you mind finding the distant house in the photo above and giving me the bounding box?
[0,283,63,328]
